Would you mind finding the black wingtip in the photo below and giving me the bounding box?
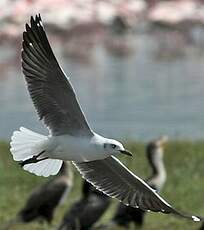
[35,14,41,24]
[30,16,35,26]
[25,23,30,31]
[22,31,27,40]
[29,14,43,27]
[30,16,34,23]
[192,215,201,222]
[172,208,203,222]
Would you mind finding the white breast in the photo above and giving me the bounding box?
[46,134,110,162]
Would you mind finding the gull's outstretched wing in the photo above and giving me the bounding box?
[22,15,93,137]
[73,156,201,222]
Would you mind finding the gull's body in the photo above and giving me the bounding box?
[46,134,117,162]
[10,14,202,222]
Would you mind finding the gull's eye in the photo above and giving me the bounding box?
[104,143,117,149]
[111,144,117,149]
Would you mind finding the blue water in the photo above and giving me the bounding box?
[0,31,204,141]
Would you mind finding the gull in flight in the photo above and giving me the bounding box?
[10,15,202,222]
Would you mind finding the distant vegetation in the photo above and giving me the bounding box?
[0,140,203,230]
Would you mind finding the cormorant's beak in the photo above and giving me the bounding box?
[157,135,169,148]
[120,150,133,157]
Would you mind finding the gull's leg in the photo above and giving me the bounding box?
[19,150,48,167]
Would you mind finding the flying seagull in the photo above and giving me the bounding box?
[58,180,111,230]
[3,162,72,229]
[111,136,168,228]
[10,14,201,222]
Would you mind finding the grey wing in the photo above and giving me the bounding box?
[73,156,201,222]
[22,14,93,137]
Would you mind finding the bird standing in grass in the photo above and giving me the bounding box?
[111,136,168,228]
[3,162,72,229]
[58,180,111,230]
[10,14,202,222]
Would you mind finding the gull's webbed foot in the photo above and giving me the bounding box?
[19,150,47,167]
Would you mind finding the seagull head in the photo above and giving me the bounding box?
[103,139,132,157]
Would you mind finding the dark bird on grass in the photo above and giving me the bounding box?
[57,180,111,230]
[110,136,168,229]
[3,162,72,229]
[9,14,202,223]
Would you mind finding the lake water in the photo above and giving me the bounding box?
[0,28,204,141]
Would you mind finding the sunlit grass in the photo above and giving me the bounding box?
[0,140,203,230]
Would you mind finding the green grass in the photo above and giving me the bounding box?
[0,140,203,229]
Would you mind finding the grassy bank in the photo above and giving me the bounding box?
[0,140,203,230]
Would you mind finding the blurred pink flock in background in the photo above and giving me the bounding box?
[1,0,204,141]
[1,0,204,40]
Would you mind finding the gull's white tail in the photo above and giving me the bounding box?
[10,127,62,177]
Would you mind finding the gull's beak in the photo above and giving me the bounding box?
[120,150,133,157]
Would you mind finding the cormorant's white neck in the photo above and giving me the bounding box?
[148,147,166,191]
